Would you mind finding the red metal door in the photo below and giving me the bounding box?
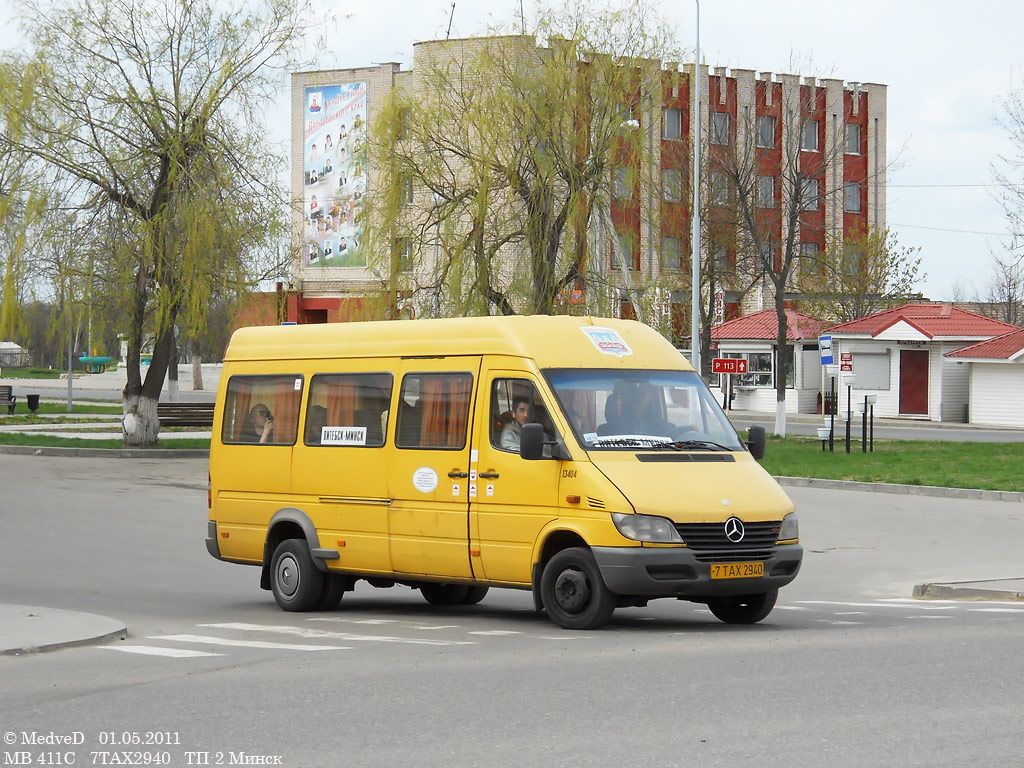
[899,349,929,415]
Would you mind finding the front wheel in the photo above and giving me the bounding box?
[459,585,489,605]
[706,589,778,624]
[540,548,616,630]
[270,539,324,612]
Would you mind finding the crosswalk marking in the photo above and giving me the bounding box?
[158,633,349,651]
[102,645,223,658]
[199,622,474,646]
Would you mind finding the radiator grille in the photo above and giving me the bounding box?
[675,521,781,550]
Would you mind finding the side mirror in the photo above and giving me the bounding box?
[746,425,766,461]
[520,423,545,460]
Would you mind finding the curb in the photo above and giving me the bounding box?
[0,605,128,656]
[0,445,208,459]
[912,582,1024,601]
[775,476,1024,503]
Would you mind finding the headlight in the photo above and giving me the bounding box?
[611,513,683,543]
[778,513,799,542]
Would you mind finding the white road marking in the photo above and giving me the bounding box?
[795,600,953,611]
[102,645,223,658]
[468,630,521,636]
[969,608,1024,613]
[158,633,348,651]
[199,622,474,646]
[903,615,954,620]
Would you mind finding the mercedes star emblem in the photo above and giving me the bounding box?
[724,516,745,543]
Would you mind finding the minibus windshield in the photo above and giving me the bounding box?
[545,369,744,452]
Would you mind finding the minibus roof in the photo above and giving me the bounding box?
[225,315,693,371]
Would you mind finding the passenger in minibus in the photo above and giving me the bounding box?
[241,403,275,444]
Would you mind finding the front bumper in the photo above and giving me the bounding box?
[592,543,803,598]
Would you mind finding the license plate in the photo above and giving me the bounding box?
[710,562,764,579]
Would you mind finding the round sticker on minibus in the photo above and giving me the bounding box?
[412,467,439,493]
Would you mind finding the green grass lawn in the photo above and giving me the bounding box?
[0,433,210,450]
[2,402,124,418]
[1,367,69,379]
[757,434,1024,492]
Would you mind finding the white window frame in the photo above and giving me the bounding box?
[757,175,775,208]
[710,112,730,145]
[662,169,683,203]
[757,115,775,149]
[801,178,820,211]
[844,181,862,213]
[662,236,683,271]
[663,107,682,141]
[845,122,862,155]
[801,119,820,152]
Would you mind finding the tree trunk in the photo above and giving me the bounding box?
[774,291,789,437]
[122,393,159,446]
[191,340,204,391]
[167,329,179,402]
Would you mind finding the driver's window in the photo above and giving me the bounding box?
[490,378,554,453]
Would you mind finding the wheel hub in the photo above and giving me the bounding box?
[554,568,590,614]
[276,554,299,598]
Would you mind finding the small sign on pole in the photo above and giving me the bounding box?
[711,358,747,375]
[818,335,834,366]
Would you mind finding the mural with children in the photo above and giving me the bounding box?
[304,82,367,267]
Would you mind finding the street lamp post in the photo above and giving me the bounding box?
[690,0,701,377]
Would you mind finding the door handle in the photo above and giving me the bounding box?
[448,470,469,478]
[479,471,499,479]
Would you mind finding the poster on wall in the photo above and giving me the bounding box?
[303,82,367,267]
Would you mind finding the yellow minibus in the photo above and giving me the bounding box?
[207,316,801,629]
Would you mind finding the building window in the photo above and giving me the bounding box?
[710,112,730,145]
[612,167,630,200]
[801,119,819,151]
[305,373,393,447]
[710,172,730,206]
[756,175,775,208]
[758,242,774,275]
[612,232,634,270]
[845,123,861,155]
[757,115,775,148]
[663,107,682,141]
[713,246,729,272]
[394,237,413,272]
[662,169,683,203]
[401,175,414,206]
[662,236,683,271]
[799,241,820,276]
[801,178,819,211]
[844,181,862,213]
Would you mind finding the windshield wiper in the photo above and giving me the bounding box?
[647,439,733,452]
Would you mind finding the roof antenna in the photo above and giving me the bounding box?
[520,0,526,33]
[446,3,455,39]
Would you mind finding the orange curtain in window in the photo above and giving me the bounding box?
[229,380,254,441]
[274,378,302,444]
[567,390,597,433]
[420,376,447,447]
[327,378,356,427]
[447,375,471,447]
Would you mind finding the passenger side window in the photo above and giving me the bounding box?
[221,375,303,445]
[305,373,393,447]
[490,378,556,454]
[396,372,473,450]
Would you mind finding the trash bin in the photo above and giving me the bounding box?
[26,394,40,413]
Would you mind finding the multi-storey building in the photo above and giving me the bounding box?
[287,36,886,334]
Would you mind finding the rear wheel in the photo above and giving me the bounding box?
[459,585,489,605]
[420,583,470,606]
[270,539,324,612]
[540,547,616,630]
[706,589,778,624]
[315,574,348,611]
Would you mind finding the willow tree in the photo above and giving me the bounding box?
[364,0,679,317]
[1,0,304,444]
[796,228,923,323]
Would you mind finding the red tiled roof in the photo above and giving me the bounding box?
[711,309,824,341]
[945,327,1024,360]
[824,303,1020,339]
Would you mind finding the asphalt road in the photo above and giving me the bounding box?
[1,456,1022,767]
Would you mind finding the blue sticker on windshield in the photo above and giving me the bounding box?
[581,327,633,357]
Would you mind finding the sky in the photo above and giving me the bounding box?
[3,0,1022,301]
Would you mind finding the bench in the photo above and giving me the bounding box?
[157,402,215,427]
[0,385,15,415]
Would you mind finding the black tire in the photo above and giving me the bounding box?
[270,539,324,612]
[420,583,470,606]
[459,585,489,605]
[706,588,778,624]
[315,573,348,611]
[540,547,616,630]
